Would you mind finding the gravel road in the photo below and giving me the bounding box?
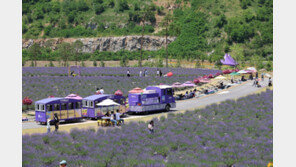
[23,79,269,130]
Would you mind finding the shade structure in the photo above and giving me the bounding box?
[129,87,144,93]
[182,81,195,87]
[65,94,82,100]
[167,72,173,77]
[214,75,226,80]
[96,99,120,106]
[208,74,214,78]
[193,79,200,84]
[265,73,271,78]
[223,69,232,74]
[172,82,183,88]
[238,70,248,74]
[260,69,267,72]
[247,67,257,73]
[114,90,123,96]
[220,53,239,66]
[230,72,240,76]
[199,78,211,83]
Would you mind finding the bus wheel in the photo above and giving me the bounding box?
[165,105,170,112]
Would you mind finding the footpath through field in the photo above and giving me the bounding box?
[22,80,270,135]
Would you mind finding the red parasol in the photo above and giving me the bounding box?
[167,72,173,77]
[193,79,200,84]
[223,69,231,74]
[114,90,123,96]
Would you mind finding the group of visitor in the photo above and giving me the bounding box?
[176,89,198,100]
[127,69,163,77]
[104,110,124,126]
[95,87,104,94]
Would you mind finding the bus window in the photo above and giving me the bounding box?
[39,104,45,111]
[61,103,67,110]
[68,103,74,110]
[46,104,53,111]
[94,101,99,108]
[54,104,60,111]
[82,100,87,107]
[35,104,39,110]
[75,102,81,109]
[167,89,173,96]
[90,101,93,108]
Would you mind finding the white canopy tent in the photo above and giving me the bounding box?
[96,99,120,106]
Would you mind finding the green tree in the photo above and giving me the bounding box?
[57,42,73,67]
[160,13,173,68]
[138,6,155,67]
[28,43,41,67]
[95,4,104,15]
[73,40,83,65]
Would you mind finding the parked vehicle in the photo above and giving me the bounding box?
[35,97,82,124]
[128,85,176,114]
[82,94,126,119]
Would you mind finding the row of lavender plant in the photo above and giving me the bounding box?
[23,67,221,102]
[23,67,221,77]
[23,90,273,166]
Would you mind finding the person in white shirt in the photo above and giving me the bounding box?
[100,88,104,94]
[139,70,142,77]
[115,110,124,125]
[47,119,51,133]
[156,69,160,77]
[127,70,130,77]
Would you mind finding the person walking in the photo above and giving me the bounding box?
[127,69,130,77]
[139,70,142,77]
[156,69,160,77]
[256,72,259,79]
[59,160,67,167]
[54,113,59,132]
[144,69,148,77]
[148,120,154,134]
[268,77,272,87]
[261,73,264,81]
[47,119,51,134]
[159,70,162,77]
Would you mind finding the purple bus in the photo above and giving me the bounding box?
[35,97,82,124]
[128,85,176,113]
[82,94,126,119]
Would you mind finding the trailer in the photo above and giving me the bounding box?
[82,94,126,119]
[35,97,83,124]
[128,85,176,113]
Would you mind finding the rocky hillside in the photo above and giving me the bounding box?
[22,36,176,53]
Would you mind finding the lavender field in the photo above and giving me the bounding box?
[23,67,221,104]
[23,90,273,166]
